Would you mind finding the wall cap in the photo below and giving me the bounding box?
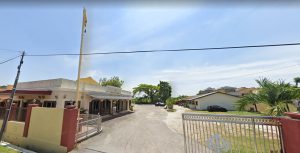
[285,112,300,120]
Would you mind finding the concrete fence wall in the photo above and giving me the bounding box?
[1,104,78,153]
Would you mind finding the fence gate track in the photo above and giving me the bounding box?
[182,113,284,153]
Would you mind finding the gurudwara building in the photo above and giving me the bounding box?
[0,77,132,116]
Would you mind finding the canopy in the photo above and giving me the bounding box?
[88,91,132,100]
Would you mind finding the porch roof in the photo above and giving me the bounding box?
[88,91,132,100]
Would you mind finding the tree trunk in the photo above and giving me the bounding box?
[286,103,290,112]
[150,96,154,104]
[254,104,258,112]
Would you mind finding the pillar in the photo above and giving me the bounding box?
[60,105,78,152]
[279,112,300,153]
[17,100,23,121]
[110,100,113,115]
[23,104,39,137]
[8,103,17,121]
[127,100,130,110]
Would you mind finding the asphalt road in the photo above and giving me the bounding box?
[72,105,184,153]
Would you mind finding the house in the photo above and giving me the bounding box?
[0,77,132,118]
[186,91,240,111]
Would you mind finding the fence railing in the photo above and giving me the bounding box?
[182,113,284,153]
[76,114,102,142]
[0,107,27,122]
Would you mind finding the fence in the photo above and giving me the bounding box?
[76,114,102,142]
[182,113,284,153]
[0,107,27,122]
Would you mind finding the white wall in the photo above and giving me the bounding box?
[188,104,196,109]
[195,93,240,111]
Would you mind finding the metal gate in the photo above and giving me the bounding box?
[76,114,102,142]
[182,113,284,153]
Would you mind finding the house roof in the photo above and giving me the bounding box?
[79,77,98,85]
[185,91,240,101]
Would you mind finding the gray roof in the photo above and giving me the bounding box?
[185,91,240,101]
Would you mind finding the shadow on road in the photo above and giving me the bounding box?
[102,111,134,122]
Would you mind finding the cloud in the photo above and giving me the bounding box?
[120,57,300,96]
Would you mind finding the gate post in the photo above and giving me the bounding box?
[279,112,300,153]
[23,104,39,137]
[60,105,78,152]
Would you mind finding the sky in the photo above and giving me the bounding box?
[0,2,300,96]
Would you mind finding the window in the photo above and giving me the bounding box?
[64,101,77,108]
[43,101,56,108]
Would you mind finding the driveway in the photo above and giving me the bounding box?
[72,105,185,153]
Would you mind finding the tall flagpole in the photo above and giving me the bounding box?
[75,8,87,110]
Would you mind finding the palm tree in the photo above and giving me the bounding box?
[236,78,299,116]
[236,93,260,112]
[294,77,300,87]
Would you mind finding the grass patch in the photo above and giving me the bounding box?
[0,146,20,153]
[167,109,176,112]
[186,122,281,153]
[187,110,264,116]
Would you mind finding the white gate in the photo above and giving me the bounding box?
[182,113,284,153]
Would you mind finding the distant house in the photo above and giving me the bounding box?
[186,92,240,111]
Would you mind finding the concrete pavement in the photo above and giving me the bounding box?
[72,105,184,153]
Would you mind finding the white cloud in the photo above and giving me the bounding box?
[121,57,300,96]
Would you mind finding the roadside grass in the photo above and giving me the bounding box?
[186,110,264,116]
[187,122,281,153]
[197,135,281,153]
[0,146,20,153]
[167,109,176,112]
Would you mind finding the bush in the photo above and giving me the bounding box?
[80,108,88,114]
[166,98,176,109]
[132,97,151,104]
[130,105,134,111]
[207,105,227,112]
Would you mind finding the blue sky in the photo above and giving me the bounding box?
[0,4,300,96]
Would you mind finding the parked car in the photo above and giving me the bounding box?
[155,102,165,106]
[207,105,227,112]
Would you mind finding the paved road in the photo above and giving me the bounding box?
[72,105,184,153]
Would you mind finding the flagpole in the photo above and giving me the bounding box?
[75,8,86,111]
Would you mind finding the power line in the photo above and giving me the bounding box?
[0,55,21,65]
[25,42,300,57]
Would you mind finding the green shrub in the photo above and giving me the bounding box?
[166,98,176,109]
[130,105,134,111]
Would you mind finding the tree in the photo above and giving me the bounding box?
[133,84,159,103]
[158,81,172,103]
[294,77,300,87]
[99,76,124,88]
[236,78,300,116]
[236,93,260,112]
[197,87,215,95]
[218,86,237,93]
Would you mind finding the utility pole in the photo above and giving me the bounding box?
[0,51,25,142]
